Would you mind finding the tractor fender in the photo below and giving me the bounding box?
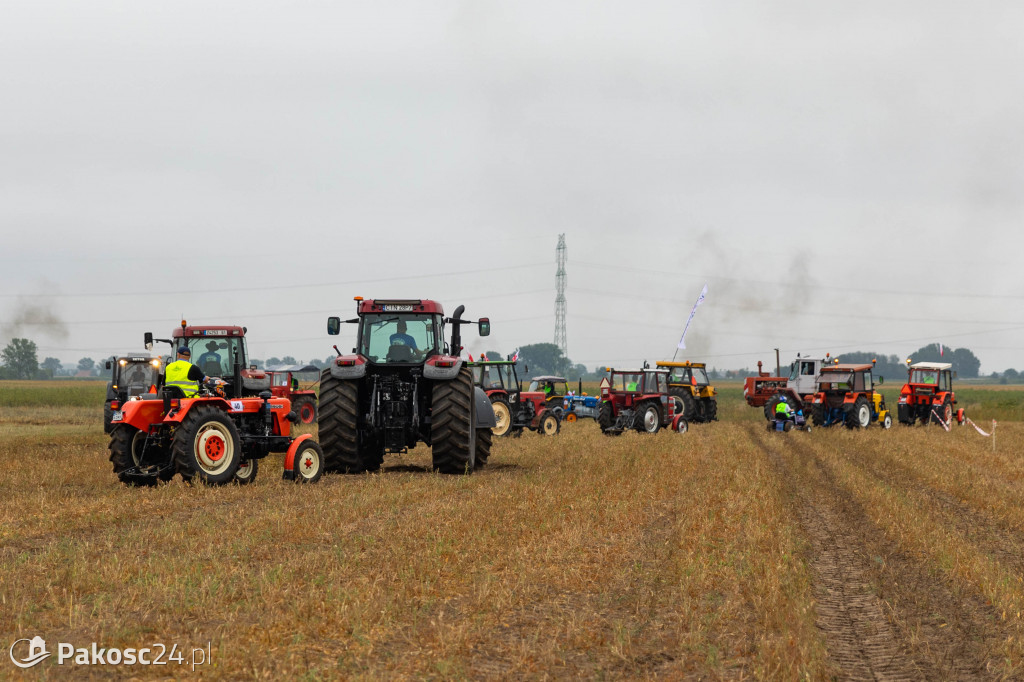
[282,433,315,480]
[163,396,234,424]
[328,355,368,380]
[474,387,496,429]
[423,356,463,380]
[241,370,272,392]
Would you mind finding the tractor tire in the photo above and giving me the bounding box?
[638,402,661,433]
[670,388,698,422]
[234,459,259,485]
[846,398,871,429]
[763,402,775,422]
[292,396,317,425]
[318,372,368,473]
[598,401,617,435]
[538,411,560,436]
[430,367,475,474]
[934,397,953,425]
[109,425,172,486]
[882,413,893,429]
[703,398,718,422]
[172,405,242,485]
[475,428,492,470]
[489,397,513,437]
[675,418,688,434]
[811,406,824,426]
[293,441,325,483]
[104,402,114,434]
[564,412,578,423]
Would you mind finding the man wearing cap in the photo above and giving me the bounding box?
[164,346,206,398]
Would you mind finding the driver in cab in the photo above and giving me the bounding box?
[387,320,430,361]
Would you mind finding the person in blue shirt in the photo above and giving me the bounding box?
[389,321,417,349]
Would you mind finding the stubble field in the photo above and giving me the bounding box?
[2,381,1024,679]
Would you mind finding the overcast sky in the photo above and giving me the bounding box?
[2,1,1022,374]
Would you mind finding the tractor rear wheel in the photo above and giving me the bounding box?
[846,398,871,429]
[598,401,614,433]
[234,459,258,485]
[670,388,697,422]
[783,420,794,432]
[292,396,317,425]
[475,428,491,469]
[935,398,953,425]
[293,441,325,483]
[638,402,661,433]
[431,367,476,474]
[318,372,372,473]
[172,406,242,484]
[109,426,171,486]
[490,397,512,437]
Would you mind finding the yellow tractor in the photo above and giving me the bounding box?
[655,360,718,423]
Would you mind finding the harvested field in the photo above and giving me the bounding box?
[1,382,1023,679]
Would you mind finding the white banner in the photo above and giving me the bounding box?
[677,283,708,350]
[965,417,994,437]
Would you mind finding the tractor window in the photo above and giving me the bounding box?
[911,370,938,385]
[613,373,643,392]
[186,337,245,378]
[360,314,440,363]
[693,367,710,385]
[801,361,816,376]
[788,363,799,381]
[118,362,158,393]
[272,373,289,387]
[653,373,667,394]
[940,371,951,391]
[858,371,871,391]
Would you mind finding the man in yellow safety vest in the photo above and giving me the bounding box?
[164,346,206,398]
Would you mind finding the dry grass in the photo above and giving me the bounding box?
[0,383,1021,679]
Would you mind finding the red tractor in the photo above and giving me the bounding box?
[266,366,320,424]
[809,362,892,429]
[744,354,828,420]
[319,298,496,474]
[598,365,688,435]
[468,360,561,437]
[108,371,325,486]
[897,361,965,426]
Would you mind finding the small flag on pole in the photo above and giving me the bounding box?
[939,343,944,357]
[678,283,709,350]
[511,348,520,362]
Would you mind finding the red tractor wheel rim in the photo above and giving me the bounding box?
[205,435,225,461]
[300,403,315,424]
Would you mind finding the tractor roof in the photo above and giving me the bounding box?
[531,375,567,382]
[820,363,874,372]
[910,361,952,371]
[655,361,706,368]
[173,325,245,338]
[356,299,444,315]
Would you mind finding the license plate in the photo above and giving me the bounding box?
[111,411,123,422]
[382,305,413,311]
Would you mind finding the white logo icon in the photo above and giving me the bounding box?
[10,636,51,668]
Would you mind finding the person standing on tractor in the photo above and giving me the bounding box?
[164,346,206,398]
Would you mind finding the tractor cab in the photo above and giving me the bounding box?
[104,354,162,433]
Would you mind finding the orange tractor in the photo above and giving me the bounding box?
[897,361,965,426]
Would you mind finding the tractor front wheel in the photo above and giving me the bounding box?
[292,396,317,425]
[490,397,512,437]
[431,367,476,474]
[172,406,242,484]
[293,441,325,483]
[539,411,560,436]
[475,428,492,469]
[638,403,661,433]
[109,426,170,486]
[882,413,893,429]
[234,459,259,485]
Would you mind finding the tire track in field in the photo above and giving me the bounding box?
[839,439,1024,580]
[751,425,920,681]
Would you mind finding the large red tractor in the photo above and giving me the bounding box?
[108,377,324,486]
[897,361,965,426]
[468,359,561,437]
[598,365,688,435]
[319,298,496,474]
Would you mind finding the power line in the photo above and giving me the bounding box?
[554,234,567,357]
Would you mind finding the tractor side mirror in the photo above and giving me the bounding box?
[105,360,112,370]
[144,332,153,350]
[876,376,884,386]
[478,318,490,337]
[327,317,341,335]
